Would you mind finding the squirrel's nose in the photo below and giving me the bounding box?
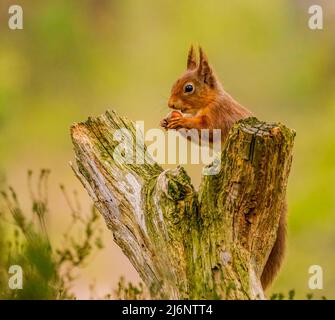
[168,99,175,109]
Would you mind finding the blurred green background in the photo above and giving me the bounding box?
[0,0,334,299]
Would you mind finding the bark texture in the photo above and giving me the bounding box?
[70,110,295,299]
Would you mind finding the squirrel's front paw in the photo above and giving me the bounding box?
[166,117,187,129]
[160,110,183,130]
[160,118,169,129]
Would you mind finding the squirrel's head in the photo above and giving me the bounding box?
[168,46,223,114]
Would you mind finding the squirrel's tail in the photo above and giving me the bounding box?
[260,202,287,290]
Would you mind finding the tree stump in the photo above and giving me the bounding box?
[70,110,295,299]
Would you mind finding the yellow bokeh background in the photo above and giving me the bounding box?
[0,0,334,299]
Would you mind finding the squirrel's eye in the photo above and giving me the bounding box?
[184,83,194,93]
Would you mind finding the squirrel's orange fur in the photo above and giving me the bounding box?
[161,46,286,290]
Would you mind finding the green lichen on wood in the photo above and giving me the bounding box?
[70,110,295,300]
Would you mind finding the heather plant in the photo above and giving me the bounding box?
[0,170,103,299]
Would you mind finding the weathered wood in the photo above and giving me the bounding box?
[70,110,295,299]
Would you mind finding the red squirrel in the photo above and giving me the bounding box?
[160,46,286,290]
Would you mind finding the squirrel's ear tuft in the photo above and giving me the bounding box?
[198,47,216,87]
[187,45,197,70]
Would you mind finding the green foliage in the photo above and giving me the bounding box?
[270,290,327,300]
[56,184,104,297]
[270,289,295,300]
[113,276,147,300]
[0,170,104,299]
[0,170,58,299]
[288,289,295,300]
